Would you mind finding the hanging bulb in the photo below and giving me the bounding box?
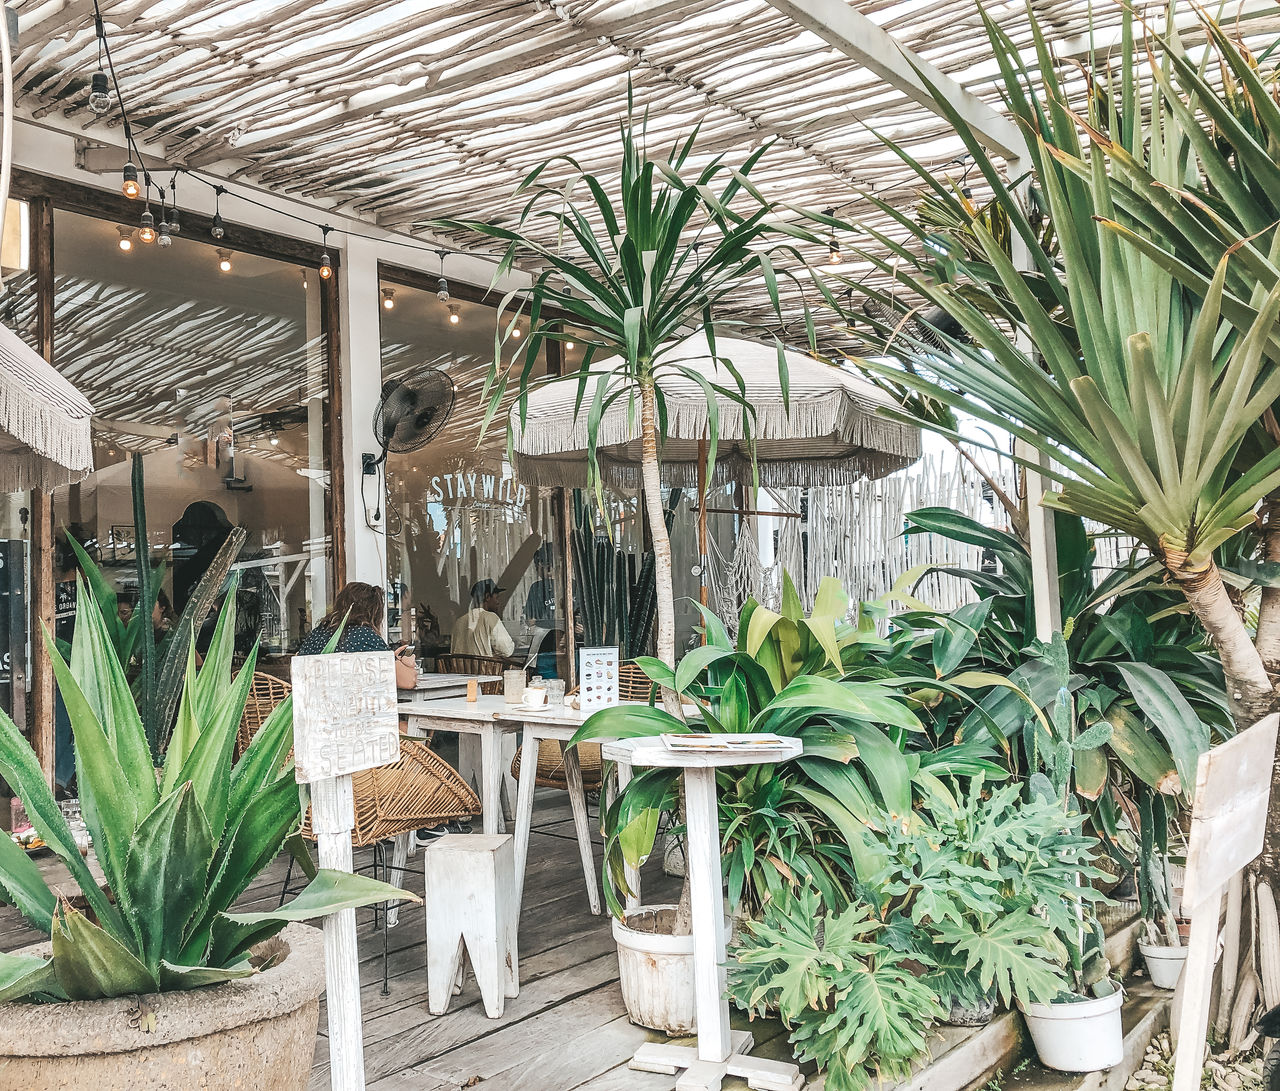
[116,226,134,252]
[138,207,156,244]
[566,340,575,350]
[447,303,460,325]
[157,214,172,248]
[319,253,333,280]
[122,162,140,199]
[211,212,225,239]
[216,248,232,273]
[823,208,842,266]
[511,326,522,339]
[381,287,396,310]
[168,207,181,235]
[269,432,280,447]
[436,276,449,303]
[89,71,112,114]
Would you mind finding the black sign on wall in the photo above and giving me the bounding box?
[0,540,28,728]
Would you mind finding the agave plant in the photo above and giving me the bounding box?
[433,95,821,703]
[823,8,1280,733]
[0,579,408,1002]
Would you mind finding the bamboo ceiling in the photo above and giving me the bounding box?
[14,0,1280,341]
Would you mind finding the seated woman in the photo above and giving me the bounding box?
[297,581,417,690]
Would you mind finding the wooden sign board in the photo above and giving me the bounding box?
[1181,714,1278,911]
[291,652,400,784]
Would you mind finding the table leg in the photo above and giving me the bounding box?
[616,759,641,912]
[459,734,481,799]
[513,725,540,917]
[562,742,601,915]
[684,766,731,1064]
[479,728,505,836]
[386,831,411,928]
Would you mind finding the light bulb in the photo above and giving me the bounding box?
[122,162,140,199]
[319,252,333,280]
[827,239,842,265]
[117,227,134,252]
[89,71,112,114]
[157,219,172,247]
[216,248,232,273]
[381,287,395,310]
[168,208,181,235]
[436,276,449,303]
[566,340,575,350]
[270,433,280,447]
[511,326,521,339]
[211,212,225,240]
[138,208,156,244]
[447,303,460,325]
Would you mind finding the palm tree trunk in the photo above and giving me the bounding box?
[638,374,682,719]
[1255,495,1280,675]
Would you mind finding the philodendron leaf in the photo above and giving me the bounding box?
[51,903,158,1000]
[222,868,420,926]
[0,951,58,1002]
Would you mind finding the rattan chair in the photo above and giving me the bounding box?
[236,671,293,758]
[435,653,506,694]
[618,661,655,702]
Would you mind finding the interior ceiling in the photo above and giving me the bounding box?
[15,0,1280,343]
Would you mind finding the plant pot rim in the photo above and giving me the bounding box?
[1137,939,1190,958]
[1019,985,1123,1019]
[0,922,325,1058]
[613,903,696,954]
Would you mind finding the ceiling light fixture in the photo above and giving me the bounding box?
[216,248,232,273]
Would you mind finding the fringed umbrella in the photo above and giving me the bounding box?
[510,332,919,491]
[0,323,94,492]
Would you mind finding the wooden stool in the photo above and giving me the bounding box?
[424,833,519,1019]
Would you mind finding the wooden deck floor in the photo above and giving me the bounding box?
[0,794,811,1091]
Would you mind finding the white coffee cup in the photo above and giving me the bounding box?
[523,687,547,707]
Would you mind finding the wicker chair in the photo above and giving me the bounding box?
[435,653,506,694]
[236,671,293,759]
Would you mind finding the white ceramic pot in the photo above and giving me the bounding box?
[1138,939,1189,990]
[612,905,696,1035]
[1020,987,1124,1072]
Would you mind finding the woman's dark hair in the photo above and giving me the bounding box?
[317,581,385,634]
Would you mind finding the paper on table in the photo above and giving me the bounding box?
[660,732,790,753]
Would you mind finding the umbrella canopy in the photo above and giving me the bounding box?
[510,333,919,491]
[0,323,94,492]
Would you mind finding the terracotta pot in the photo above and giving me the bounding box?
[0,923,325,1090]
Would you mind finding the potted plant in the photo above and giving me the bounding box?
[575,576,1017,1033]
[1135,849,1188,990]
[0,581,411,1089]
[728,886,943,1091]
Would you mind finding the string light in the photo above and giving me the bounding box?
[157,195,172,248]
[269,432,280,447]
[566,340,575,350]
[211,186,226,239]
[89,71,111,114]
[216,248,232,273]
[116,226,134,252]
[511,326,521,339]
[121,162,140,199]
[447,303,461,325]
[318,225,333,280]
[168,177,181,235]
[381,287,396,310]
[138,204,156,244]
[435,249,450,302]
[824,209,842,266]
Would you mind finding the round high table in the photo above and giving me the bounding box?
[602,736,805,1091]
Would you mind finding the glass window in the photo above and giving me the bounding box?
[49,208,333,664]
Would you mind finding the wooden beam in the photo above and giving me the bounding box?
[30,195,55,787]
[763,0,1026,161]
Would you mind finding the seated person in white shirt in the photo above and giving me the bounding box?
[450,578,515,659]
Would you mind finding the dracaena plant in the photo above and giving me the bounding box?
[433,93,822,708]
[0,579,409,1003]
[824,6,1280,735]
[573,575,1019,918]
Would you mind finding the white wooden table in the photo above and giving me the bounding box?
[399,695,521,834]
[602,737,805,1091]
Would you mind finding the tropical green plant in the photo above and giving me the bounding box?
[877,776,1107,1008]
[0,579,409,1002]
[571,488,679,658]
[67,452,245,757]
[434,96,821,704]
[824,7,1280,736]
[574,576,1016,918]
[728,886,944,1091]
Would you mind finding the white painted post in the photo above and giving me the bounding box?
[310,773,366,1091]
[292,650,402,1091]
[684,765,731,1063]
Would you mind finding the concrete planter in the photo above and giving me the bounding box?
[0,923,325,1091]
[613,904,696,1035]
